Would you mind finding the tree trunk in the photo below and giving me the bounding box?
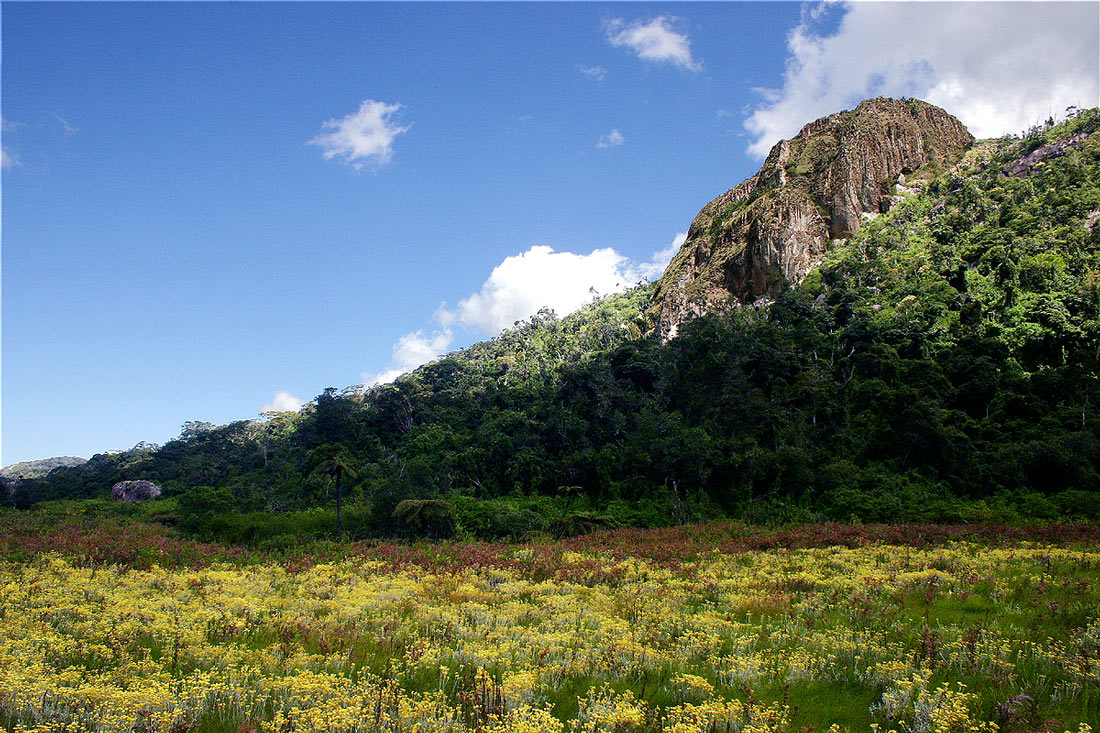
[336,471,343,541]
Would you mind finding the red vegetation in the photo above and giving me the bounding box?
[2,514,1098,574]
[0,514,249,569]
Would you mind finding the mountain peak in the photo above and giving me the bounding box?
[653,98,973,340]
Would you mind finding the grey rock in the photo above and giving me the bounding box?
[1003,133,1090,178]
[110,480,162,502]
[1085,209,1100,231]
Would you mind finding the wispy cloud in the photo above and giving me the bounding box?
[309,99,410,170]
[744,2,1099,158]
[53,113,78,138]
[577,64,608,81]
[3,117,22,169]
[629,232,686,281]
[260,391,305,413]
[605,16,701,72]
[597,129,625,149]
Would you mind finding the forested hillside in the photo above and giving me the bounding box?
[0,456,86,480]
[8,107,1100,543]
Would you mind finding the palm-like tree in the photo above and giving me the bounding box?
[305,444,358,541]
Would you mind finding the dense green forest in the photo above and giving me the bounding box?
[8,110,1100,544]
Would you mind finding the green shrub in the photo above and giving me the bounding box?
[392,499,457,539]
[452,496,551,539]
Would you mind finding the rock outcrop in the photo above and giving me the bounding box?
[1003,132,1091,178]
[653,98,974,340]
[110,480,162,502]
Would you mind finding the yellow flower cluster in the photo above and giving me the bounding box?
[0,542,1096,731]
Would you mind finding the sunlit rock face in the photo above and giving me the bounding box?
[653,97,973,340]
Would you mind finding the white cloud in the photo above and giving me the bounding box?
[261,391,305,413]
[578,64,608,81]
[745,2,1100,157]
[362,329,454,387]
[442,246,631,335]
[309,99,410,170]
[362,236,686,383]
[605,16,702,72]
[597,129,625,148]
[433,302,458,328]
[392,329,454,371]
[440,241,684,336]
[363,369,404,387]
[2,117,21,169]
[630,232,686,281]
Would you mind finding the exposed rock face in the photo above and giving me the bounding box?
[653,98,973,340]
[1003,132,1091,178]
[110,480,162,502]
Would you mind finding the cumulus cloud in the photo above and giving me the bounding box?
[363,329,454,387]
[391,330,454,371]
[309,99,410,170]
[440,241,685,335]
[605,16,701,72]
[745,2,1100,158]
[597,129,625,148]
[578,64,608,81]
[442,246,631,335]
[362,237,686,384]
[261,391,305,413]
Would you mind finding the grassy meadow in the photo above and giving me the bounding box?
[1,518,1098,732]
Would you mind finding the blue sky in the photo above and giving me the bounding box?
[3,2,1097,466]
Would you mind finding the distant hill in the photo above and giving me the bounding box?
[8,99,1100,540]
[1,456,87,479]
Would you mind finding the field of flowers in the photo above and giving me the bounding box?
[1,519,1098,732]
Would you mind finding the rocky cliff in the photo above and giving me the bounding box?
[653,98,974,340]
